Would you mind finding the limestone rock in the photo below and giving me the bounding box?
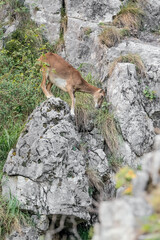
[2,97,111,221]
[24,0,61,43]
[92,197,152,240]
[5,227,40,240]
[140,0,160,31]
[106,63,154,164]
[66,0,122,22]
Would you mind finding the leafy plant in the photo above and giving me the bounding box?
[115,167,136,195]
[143,86,156,101]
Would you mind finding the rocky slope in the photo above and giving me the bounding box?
[3,97,114,239]
[1,0,160,239]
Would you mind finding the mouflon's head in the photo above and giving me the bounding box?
[94,89,106,109]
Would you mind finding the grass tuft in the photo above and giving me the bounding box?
[99,27,120,48]
[113,1,144,31]
[86,168,104,193]
[0,194,31,240]
[108,53,145,77]
[95,106,119,153]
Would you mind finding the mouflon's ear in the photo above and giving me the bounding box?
[99,89,104,93]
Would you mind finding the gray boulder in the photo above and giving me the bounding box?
[24,0,61,43]
[92,197,152,240]
[106,63,154,164]
[5,227,40,240]
[2,97,111,222]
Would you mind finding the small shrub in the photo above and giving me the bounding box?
[99,26,120,47]
[3,0,29,22]
[108,53,145,77]
[116,166,136,195]
[143,86,156,101]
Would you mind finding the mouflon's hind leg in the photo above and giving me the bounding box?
[46,82,53,96]
[41,69,53,98]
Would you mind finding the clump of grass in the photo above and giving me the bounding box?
[83,27,92,36]
[0,195,31,240]
[99,26,121,48]
[95,105,119,153]
[86,168,104,193]
[108,53,145,77]
[108,155,123,172]
[113,1,144,31]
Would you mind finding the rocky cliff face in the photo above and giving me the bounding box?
[1,0,160,239]
[23,0,160,167]
[3,97,114,239]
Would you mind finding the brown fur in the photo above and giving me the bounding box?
[38,52,105,115]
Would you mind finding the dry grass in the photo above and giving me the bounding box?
[99,27,121,48]
[75,92,94,132]
[96,110,119,153]
[100,115,119,153]
[113,1,144,31]
[108,53,145,77]
[86,168,104,193]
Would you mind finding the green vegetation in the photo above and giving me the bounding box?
[108,53,145,77]
[141,187,160,238]
[143,86,156,101]
[108,155,123,172]
[0,195,31,240]
[0,20,52,170]
[83,27,92,36]
[99,0,144,48]
[0,1,122,239]
[1,0,29,21]
[115,166,136,195]
[78,223,94,240]
[95,102,119,153]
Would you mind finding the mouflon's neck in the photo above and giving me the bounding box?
[79,79,100,95]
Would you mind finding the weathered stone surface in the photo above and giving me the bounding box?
[66,0,122,22]
[31,215,49,233]
[64,17,108,80]
[106,39,160,102]
[106,63,154,163]
[92,149,160,240]
[140,0,160,31]
[92,197,152,240]
[24,0,61,43]
[2,97,111,221]
[5,227,40,240]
